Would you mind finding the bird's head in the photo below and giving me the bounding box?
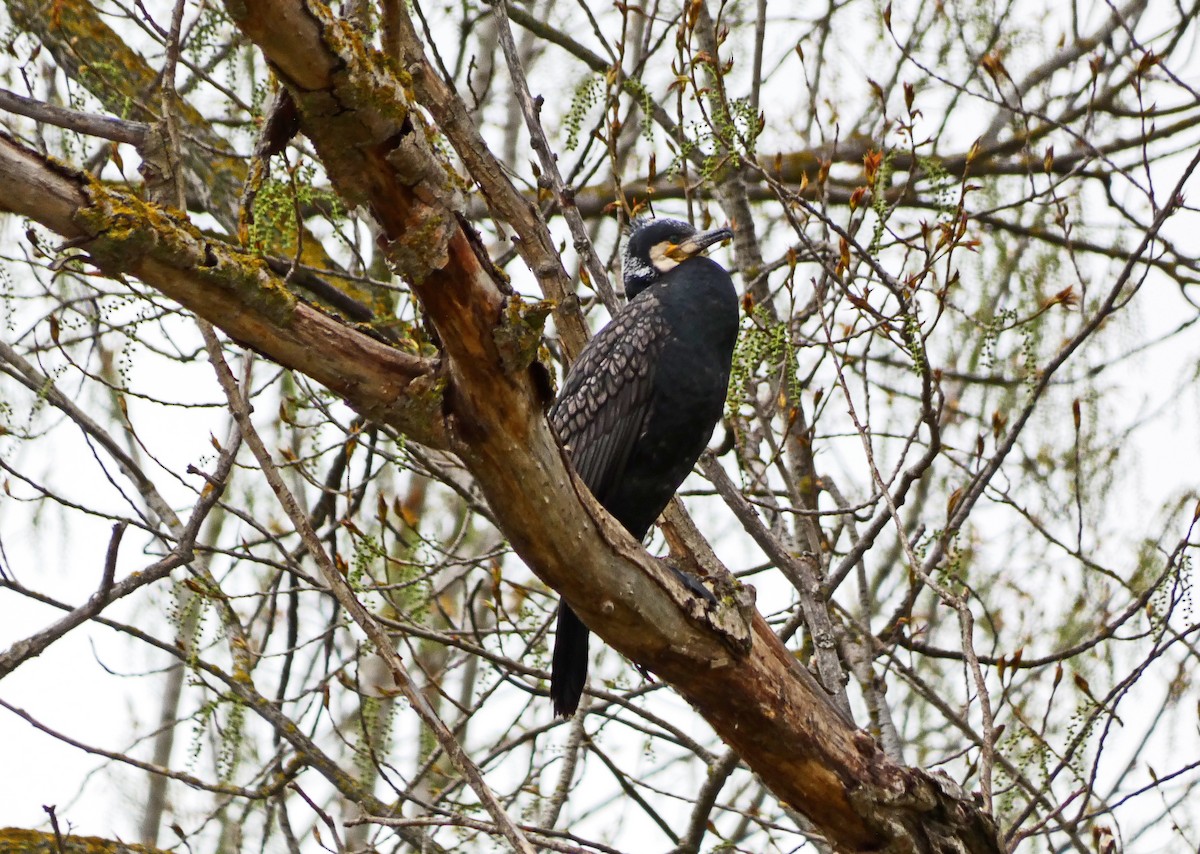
[622,218,734,299]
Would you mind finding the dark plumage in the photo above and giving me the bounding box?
[549,218,739,716]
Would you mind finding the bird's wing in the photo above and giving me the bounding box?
[550,298,668,504]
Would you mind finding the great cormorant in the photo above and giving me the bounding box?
[549,218,739,717]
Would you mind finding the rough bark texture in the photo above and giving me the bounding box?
[0,0,1001,848]
[6,0,391,315]
[0,828,171,854]
[0,132,444,447]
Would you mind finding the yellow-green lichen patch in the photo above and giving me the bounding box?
[0,826,171,854]
[73,179,299,328]
[206,251,300,327]
[379,202,458,285]
[380,370,447,440]
[324,22,412,130]
[73,186,170,262]
[494,295,554,376]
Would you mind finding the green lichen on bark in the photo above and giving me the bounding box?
[73,179,299,327]
[377,370,447,441]
[0,827,171,854]
[379,200,460,285]
[494,295,554,376]
[252,1,465,285]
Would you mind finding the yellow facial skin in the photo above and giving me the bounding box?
[651,239,706,270]
[647,228,733,274]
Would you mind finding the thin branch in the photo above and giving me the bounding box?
[489,0,618,311]
[0,87,148,145]
[199,322,537,854]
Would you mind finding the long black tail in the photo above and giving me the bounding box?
[550,603,590,716]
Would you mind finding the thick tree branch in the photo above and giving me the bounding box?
[0,86,148,144]
[0,132,445,448]
[212,2,1002,850]
[0,827,172,854]
[384,0,594,359]
[0,0,1004,846]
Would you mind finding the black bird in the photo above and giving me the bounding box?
[549,218,739,716]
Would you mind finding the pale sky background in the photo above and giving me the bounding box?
[1,0,1199,850]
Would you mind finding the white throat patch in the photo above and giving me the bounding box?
[649,241,681,274]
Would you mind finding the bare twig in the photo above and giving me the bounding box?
[99,521,127,599]
[0,87,148,144]
[199,322,537,854]
[489,0,618,311]
[701,454,853,719]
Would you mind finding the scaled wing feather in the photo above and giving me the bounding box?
[550,296,668,506]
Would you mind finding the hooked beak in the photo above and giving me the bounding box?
[667,226,734,262]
